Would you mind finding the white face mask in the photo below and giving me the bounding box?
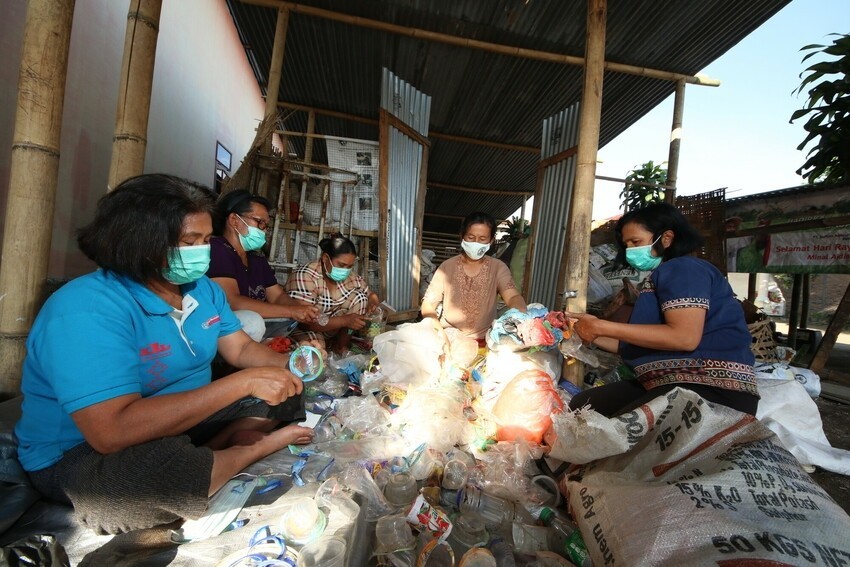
[461,240,490,260]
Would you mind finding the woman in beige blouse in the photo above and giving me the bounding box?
[421,212,528,339]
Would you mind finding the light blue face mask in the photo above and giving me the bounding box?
[163,244,211,285]
[237,215,267,251]
[625,234,663,271]
[323,255,351,282]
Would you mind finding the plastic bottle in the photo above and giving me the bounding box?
[317,312,330,326]
[458,485,532,532]
[487,538,517,567]
[539,507,592,567]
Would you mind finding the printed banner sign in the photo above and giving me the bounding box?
[727,227,850,274]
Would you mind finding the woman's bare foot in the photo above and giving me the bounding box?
[267,423,315,447]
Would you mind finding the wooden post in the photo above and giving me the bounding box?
[800,273,810,329]
[107,0,162,190]
[664,79,685,204]
[260,6,289,198]
[747,273,757,302]
[562,0,607,386]
[809,281,850,377]
[787,274,802,349]
[0,0,75,398]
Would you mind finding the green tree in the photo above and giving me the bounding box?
[620,160,668,212]
[790,33,850,184]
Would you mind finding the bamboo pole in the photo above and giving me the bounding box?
[241,0,720,87]
[0,0,75,398]
[291,111,315,264]
[260,6,289,198]
[107,0,162,190]
[664,79,686,204]
[562,0,607,387]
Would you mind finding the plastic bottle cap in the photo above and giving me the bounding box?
[539,506,554,524]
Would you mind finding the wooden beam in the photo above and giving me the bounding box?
[809,281,850,377]
[278,101,540,153]
[732,215,850,238]
[428,181,532,197]
[240,0,720,86]
[538,146,578,170]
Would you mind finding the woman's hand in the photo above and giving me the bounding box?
[569,312,603,345]
[343,313,368,331]
[290,304,320,323]
[241,366,303,405]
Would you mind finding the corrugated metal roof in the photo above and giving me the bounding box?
[226,0,791,234]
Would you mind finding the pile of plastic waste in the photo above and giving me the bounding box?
[224,304,598,566]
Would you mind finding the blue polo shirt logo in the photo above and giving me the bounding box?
[201,315,221,329]
[140,342,172,360]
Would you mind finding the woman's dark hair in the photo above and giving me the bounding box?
[77,174,216,283]
[614,202,704,264]
[459,211,496,240]
[213,189,273,235]
[319,233,357,259]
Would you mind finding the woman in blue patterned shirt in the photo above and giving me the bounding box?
[569,203,758,417]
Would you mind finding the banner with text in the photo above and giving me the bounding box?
[727,227,850,274]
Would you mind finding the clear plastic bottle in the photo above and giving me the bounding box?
[539,507,592,567]
[458,485,531,532]
[316,312,330,326]
[487,537,517,567]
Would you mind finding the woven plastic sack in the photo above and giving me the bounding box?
[558,388,850,566]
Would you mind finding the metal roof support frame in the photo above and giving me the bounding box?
[379,68,431,316]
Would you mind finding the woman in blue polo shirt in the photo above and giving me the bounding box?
[14,174,313,534]
[568,202,759,417]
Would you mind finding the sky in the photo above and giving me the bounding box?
[517,0,850,222]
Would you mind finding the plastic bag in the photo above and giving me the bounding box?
[372,319,448,387]
[491,370,564,444]
[587,264,614,304]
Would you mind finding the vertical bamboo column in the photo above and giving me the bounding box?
[108,0,162,190]
[260,6,290,198]
[561,0,607,386]
[0,0,75,398]
[664,79,686,204]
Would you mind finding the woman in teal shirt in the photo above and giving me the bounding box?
[15,174,313,534]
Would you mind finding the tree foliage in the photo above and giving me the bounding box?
[620,160,667,212]
[790,33,850,184]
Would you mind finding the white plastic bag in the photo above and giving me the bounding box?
[372,319,448,388]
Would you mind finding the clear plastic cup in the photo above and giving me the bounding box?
[281,497,326,544]
[383,472,418,508]
[447,511,488,559]
[297,535,346,567]
[375,514,415,554]
[442,459,469,490]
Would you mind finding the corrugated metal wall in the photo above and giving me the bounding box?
[380,68,432,311]
[528,103,580,309]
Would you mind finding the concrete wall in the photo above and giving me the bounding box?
[0,0,268,279]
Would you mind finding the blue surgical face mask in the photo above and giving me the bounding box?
[323,255,351,282]
[163,244,211,285]
[625,234,663,271]
[237,215,267,251]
